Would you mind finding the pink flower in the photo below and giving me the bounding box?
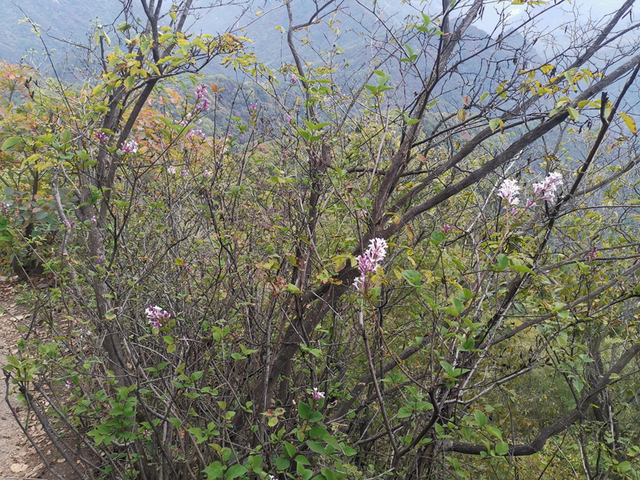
[95,130,109,145]
[186,128,206,140]
[533,172,563,201]
[146,305,171,329]
[167,166,176,175]
[203,170,212,178]
[354,238,387,291]
[65,380,72,389]
[119,139,138,154]
[497,179,521,205]
[195,85,211,112]
[312,388,325,401]
[443,224,452,234]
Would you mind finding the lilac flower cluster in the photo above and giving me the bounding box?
[497,172,564,213]
[95,130,109,145]
[63,219,77,229]
[1,202,9,214]
[186,128,207,140]
[167,166,176,175]
[119,139,138,155]
[533,172,563,201]
[354,238,387,291]
[146,305,171,329]
[586,246,598,262]
[195,84,211,113]
[498,179,521,206]
[312,388,325,401]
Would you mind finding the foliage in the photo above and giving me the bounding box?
[2,0,640,479]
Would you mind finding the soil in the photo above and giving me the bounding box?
[0,276,80,480]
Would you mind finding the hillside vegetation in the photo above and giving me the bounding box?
[1,1,640,479]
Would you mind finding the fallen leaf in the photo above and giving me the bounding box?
[10,463,29,473]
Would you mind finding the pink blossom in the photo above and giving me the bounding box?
[119,139,138,155]
[95,130,109,145]
[533,172,563,201]
[167,166,176,175]
[312,388,325,401]
[203,170,212,178]
[443,224,452,234]
[354,238,388,291]
[195,85,211,113]
[65,380,72,389]
[186,128,206,140]
[497,179,521,205]
[146,305,171,329]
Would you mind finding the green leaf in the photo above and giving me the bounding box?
[283,442,296,458]
[618,461,632,473]
[298,401,311,420]
[489,118,503,133]
[494,254,509,271]
[306,440,326,454]
[573,379,583,393]
[495,442,509,455]
[474,410,487,427]
[440,361,455,378]
[452,297,464,315]
[275,457,290,470]
[397,407,413,419]
[1,137,23,151]
[124,75,135,91]
[202,462,224,479]
[479,92,489,103]
[341,443,357,456]
[309,426,328,438]
[431,231,445,244]
[401,269,422,287]
[321,468,336,480]
[511,264,535,275]
[567,106,579,121]
[486,425,503,440]
[225,465,247,479]
[284,284,303,294]
[461,338,475,351]
[619,112,637,135]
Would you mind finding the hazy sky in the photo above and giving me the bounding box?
[474,0,632,33]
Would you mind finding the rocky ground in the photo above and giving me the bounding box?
[0,276,77,480]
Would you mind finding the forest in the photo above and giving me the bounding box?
[1,0,640,478]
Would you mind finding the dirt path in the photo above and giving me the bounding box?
[0,277,48,479]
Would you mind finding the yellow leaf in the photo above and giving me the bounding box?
[619,112,637,135]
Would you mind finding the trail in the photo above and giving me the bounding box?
[0,277,47,479]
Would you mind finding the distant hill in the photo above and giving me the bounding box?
[2,1,127,63]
